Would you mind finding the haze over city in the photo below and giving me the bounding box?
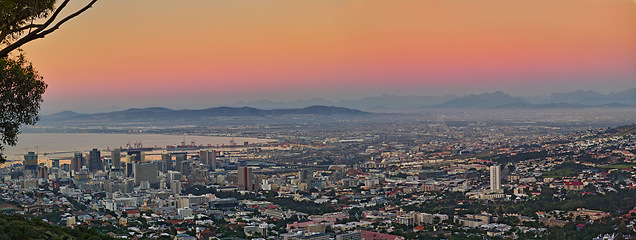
[19,0,636,114]
[4,1,636,239]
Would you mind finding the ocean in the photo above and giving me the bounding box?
[2,133,270,163]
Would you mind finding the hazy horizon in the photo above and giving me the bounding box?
[18,0,636,114]
[38,87,636,115]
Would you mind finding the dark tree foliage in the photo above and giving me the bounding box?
[1,0,98,58]
[0,0,97,163]
[0,0,56,46]
[0,213,114,239]
[0,55,46,163]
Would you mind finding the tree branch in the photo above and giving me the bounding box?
[0,0,97,58]
[36,0,97,37]
[13,24,46,33]
[31,0,72,35]
[1,24,45,42]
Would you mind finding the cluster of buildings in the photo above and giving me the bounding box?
[0,122,635,239]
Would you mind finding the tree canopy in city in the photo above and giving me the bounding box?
[0,0,97,163]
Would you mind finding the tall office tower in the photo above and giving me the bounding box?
[36,166,48,179]
[298,169,313,184]
[126,155,135,163]
[88,148,102,172]
[199,150,216,169]
[125,155,135,177]
[181,161,192,176]
[174,153,186,173]
[111,149,121,169]
[490,165,501,191]
[209,150,217,170]
[71,152,84,173]
[171,180,182,194]
[200,150,208,165]
[51,159,60,168]
[127,150,142,162]
[125,162,134,177]
[238,166,255,191]
[23,152,38,171]
[162,153,172,172]
[169,171,182,183]
[81,153,88,169]
[134,162,159,186]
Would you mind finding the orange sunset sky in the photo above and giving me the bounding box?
[19,0,636,113]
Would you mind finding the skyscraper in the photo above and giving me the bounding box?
[81,153,87,169]
[174,153,186,173]
[88,148,102,172]
[238,166,255,191]
[199,150,216,170]
[24,152,38,171]
[171,180,182,194]
[490,165,501,191]
[51,159,60,168]
[209,150,216,170]
[36,166,48,179]
[134,162,159,187]
[200,150,208,165]
[125,155,135,177]
[111,149,121,169]
[162,153,172,172]
[127,150,142,162]
[71,152,84,173]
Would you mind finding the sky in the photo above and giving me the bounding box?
[18,0,636,114]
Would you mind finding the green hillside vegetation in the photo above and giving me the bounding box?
[0,202,21,213]
[0,214,113,240]
[599,163,635,169]
[542,162,588,178]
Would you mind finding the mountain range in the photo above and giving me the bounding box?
[544,89,636,105]
[41,105,368,123]
[43,88,636,123]
[428,91,527,109]
[230,88,636,110]
[230,95,458,110]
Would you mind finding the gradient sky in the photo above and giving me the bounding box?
[19,0,636,113]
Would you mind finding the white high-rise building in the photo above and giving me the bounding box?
[490,165,501,191]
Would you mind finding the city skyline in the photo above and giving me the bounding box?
[4,1,636,238]
[19,0,636,114]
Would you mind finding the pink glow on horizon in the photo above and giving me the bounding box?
[17,0,636,112]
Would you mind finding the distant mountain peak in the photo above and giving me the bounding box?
[39,105,368,124]
[56,110,80,115]
[546,88,636,105]
[41,110,85,119]
[430,91,527,109]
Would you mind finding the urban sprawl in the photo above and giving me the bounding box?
[2,119,636,240]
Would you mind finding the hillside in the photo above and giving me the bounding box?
[40,105,368,124]
[603,124,636,136]
[546,88,636,105]
[0,214,113,240]
[430,91,528,109]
